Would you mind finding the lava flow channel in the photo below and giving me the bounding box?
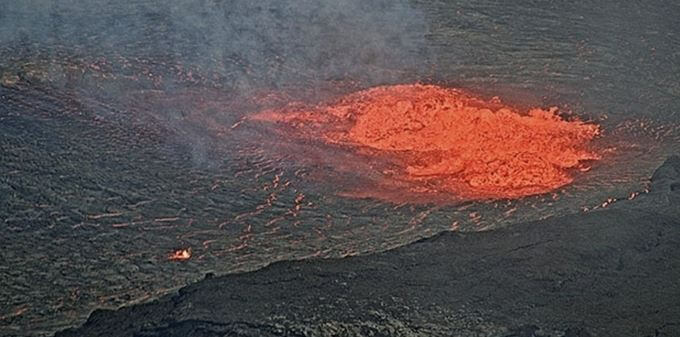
[250,84,601,200]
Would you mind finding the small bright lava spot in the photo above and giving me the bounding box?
[168,248,192,261]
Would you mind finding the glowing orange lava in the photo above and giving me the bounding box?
[252,84,601,200]
[168,248,192,261]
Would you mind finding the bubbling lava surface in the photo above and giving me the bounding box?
[251,84,601,200]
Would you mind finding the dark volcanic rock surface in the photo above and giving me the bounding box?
[56,157,680,337]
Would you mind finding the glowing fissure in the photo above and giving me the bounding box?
[252,84,601,200]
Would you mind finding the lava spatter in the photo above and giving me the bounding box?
[251,84,601,200]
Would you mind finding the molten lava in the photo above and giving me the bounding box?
[168,248,192,261]
[252,84,601,200]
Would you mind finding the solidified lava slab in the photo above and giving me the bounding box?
[54,156,680,337]
[251,84,601,200]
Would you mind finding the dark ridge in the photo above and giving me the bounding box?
[55,156,680,337]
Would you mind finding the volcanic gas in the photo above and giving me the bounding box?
[251,84,601,200]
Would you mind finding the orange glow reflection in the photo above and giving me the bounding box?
[252,84,601,200]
